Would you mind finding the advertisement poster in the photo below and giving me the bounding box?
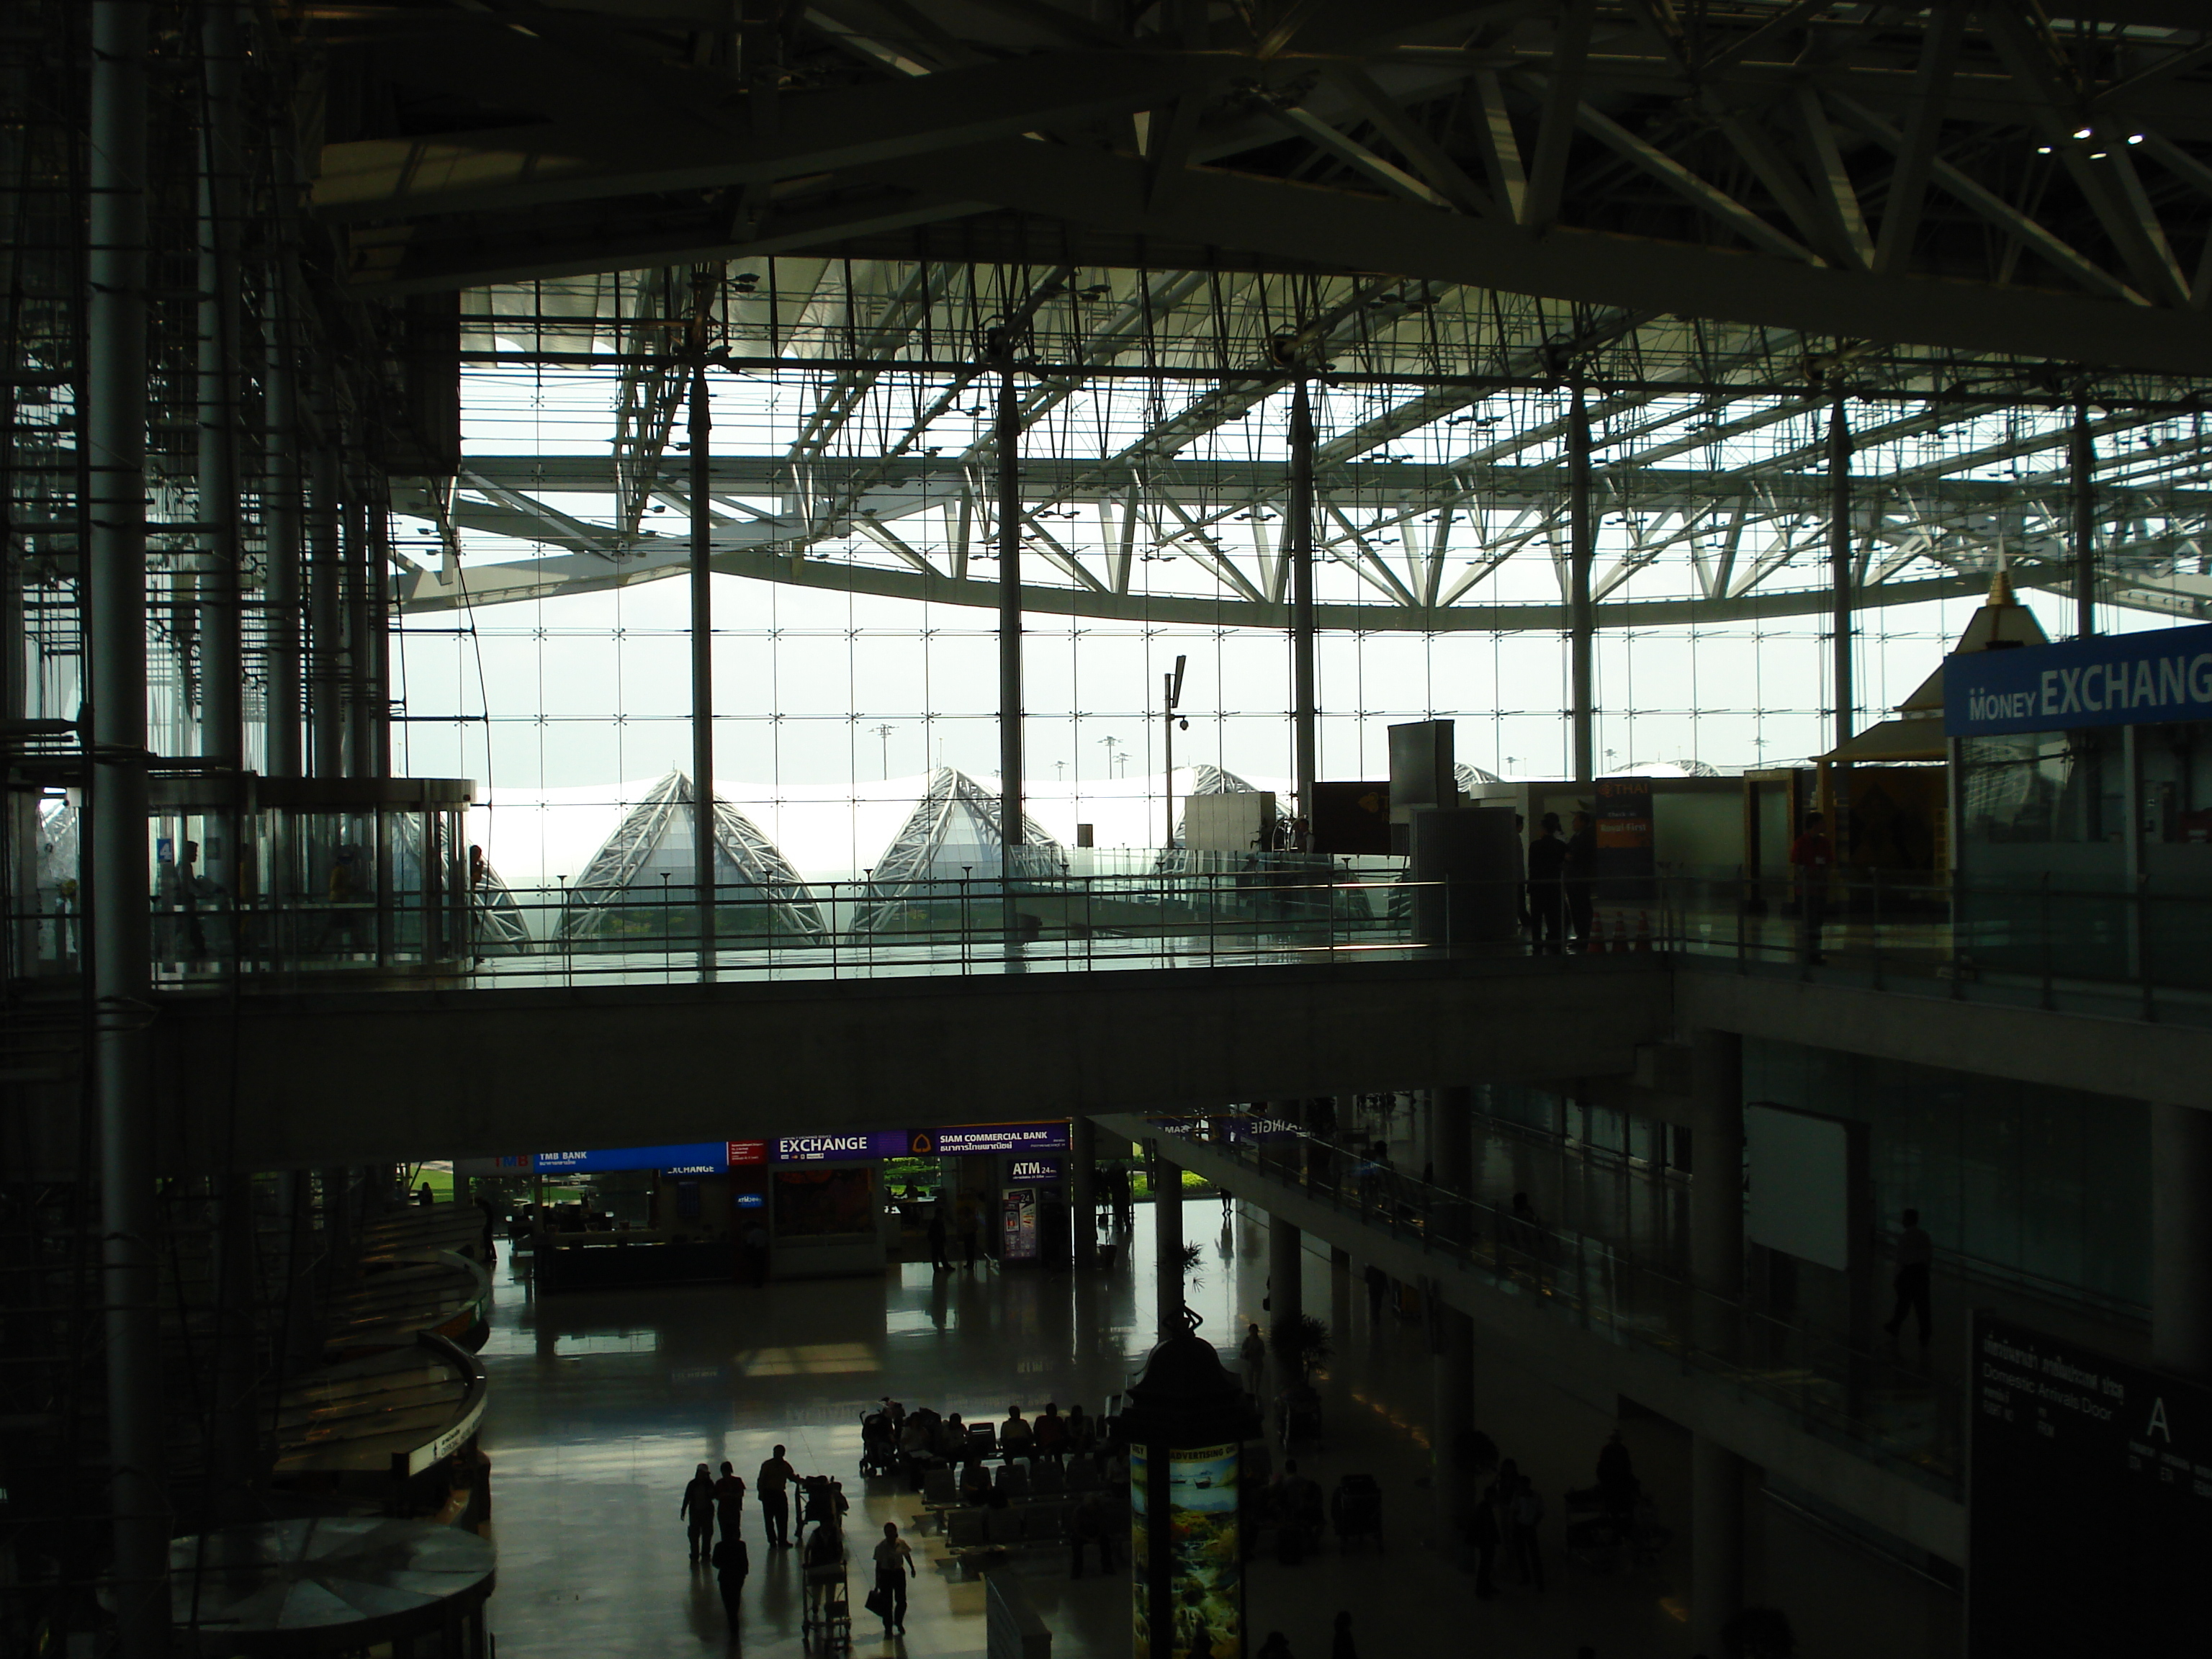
[1132,1443,1241,1659]
[1593,775,1656,902]
[1001,1188,1038,1262]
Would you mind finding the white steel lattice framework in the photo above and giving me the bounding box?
[558,771,827,942]
[315,2,2212,635]
[852,766,1065,933]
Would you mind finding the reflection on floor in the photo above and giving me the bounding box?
[480,1208,1959,1658]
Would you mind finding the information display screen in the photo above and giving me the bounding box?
[1001,1189,1038,1262]
[1969,1314,2211,1657]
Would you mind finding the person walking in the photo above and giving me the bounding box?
[1565,809,1597,950]
[1507,1470,1545,1592]
[712,1460,746,1542]
[1883,1208,1934,1347]
[957,1197,980,1269]
[1329,1610,1357,1659]
[1255,1634,1295,1659]
[1239,1322,1267,1395]
[1789,810,1835,963]
[757,1444,799,1547]
[927,1206,950,1272]
[1468,1462,1501,1599]
[1527,814,1569,953]
[871,1520,915,1637]
[680,1462,717,1563]
[742,1218,770,1286]
[711,1527,749,1632]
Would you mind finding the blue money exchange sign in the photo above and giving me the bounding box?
[1946,622,2212,737]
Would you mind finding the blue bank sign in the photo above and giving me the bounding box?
[1946,623,2212,737]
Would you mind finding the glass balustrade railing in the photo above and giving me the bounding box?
[7,859,2208,1021]
[1150,1112,1967,1498]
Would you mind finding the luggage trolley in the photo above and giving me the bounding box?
[1330,1473,1383,1552]
[800,1521,852,1652]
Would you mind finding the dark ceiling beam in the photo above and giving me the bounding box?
[851,139,2212,373]
[314,48,1230,222]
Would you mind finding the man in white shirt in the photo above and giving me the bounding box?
[871,1521,914,1635]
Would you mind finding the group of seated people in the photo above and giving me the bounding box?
[865,1399,1123,1499]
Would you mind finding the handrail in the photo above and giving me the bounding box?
[1145,1110,1967,1498]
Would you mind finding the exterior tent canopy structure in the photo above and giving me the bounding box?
[557,772,826,945]
[852,767,1065,935]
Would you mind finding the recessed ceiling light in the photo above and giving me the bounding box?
[2073,126,2093,139]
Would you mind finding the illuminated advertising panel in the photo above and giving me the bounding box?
[922,1122,1071,1157]
[1009,1158,1062,1184]
[1131,1443,1241,1659]
[1001,1189,1039,1262]
[536,1142,727,1174]
[771,1130,909,1164]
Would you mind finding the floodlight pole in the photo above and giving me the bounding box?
[689,349,716,974]
[994,338,1025,944]
[1162,654,1186,853]
[1289,376,1317,846]
[1828,395,1855,750]
[2072,397,2097,638]
[1568,382,1595,784]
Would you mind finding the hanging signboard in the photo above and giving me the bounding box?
[1946,621,2212,737]
[920,1122,1071,1157]
[773,1131,909,1164]
[1009,1158,1063,1184]
[535,1143,727,1175]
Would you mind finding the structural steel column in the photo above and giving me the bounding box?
[1070,1116,1097,1270]
[261,274,302,778]
[688,357,716,971]
[87,6,166,1650]
[305,405,344,776]
[364,479,392,776]
[1151,1141,1184,1339]
[2072,398,2097,639]
[194,0,241,771]
[1690,1434,1747,1656]
[1690,1030,1745,1317]
[1828,397,1855,750]
[2152,1102,2212,1384]
[995,359,1024,938]
[1568,385,1595,783]
[344,490,377,777]
[1288,377,1317,837]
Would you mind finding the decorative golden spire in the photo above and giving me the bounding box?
[1987,567,2015,606]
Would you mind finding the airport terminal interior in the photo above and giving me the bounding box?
[6,2,2212,1655]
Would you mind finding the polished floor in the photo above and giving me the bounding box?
[477,1207,1959,1659]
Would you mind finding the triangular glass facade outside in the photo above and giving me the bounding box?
[558,772,824,944]
[852,767,1065,934]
